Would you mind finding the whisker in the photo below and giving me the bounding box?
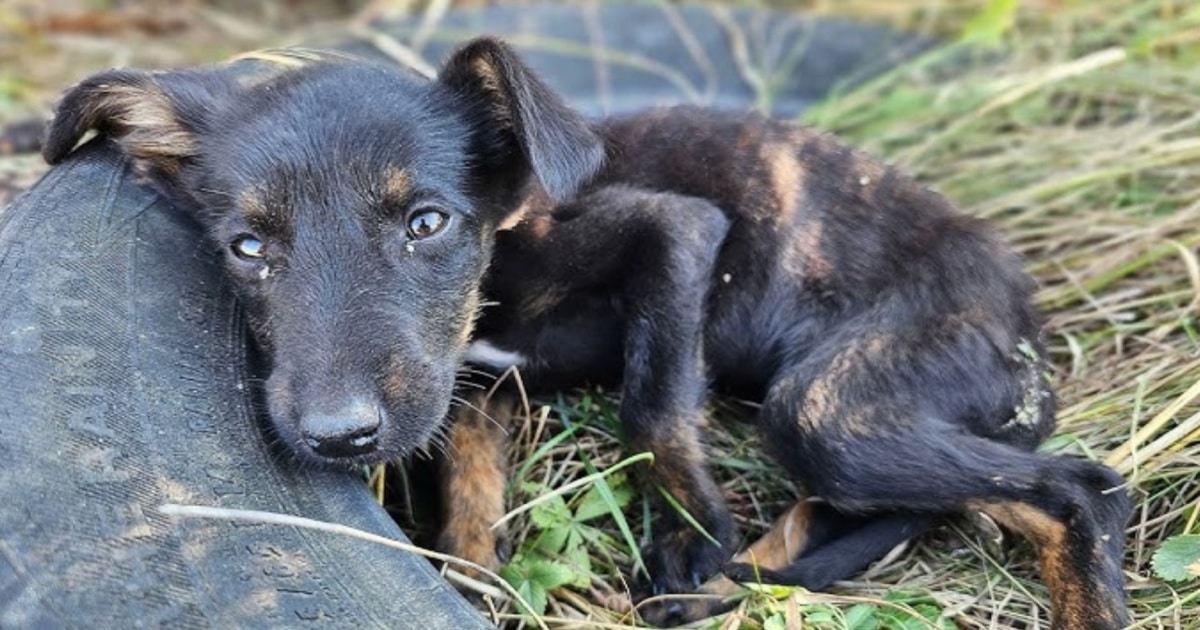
[457,367,499,380]
[449,395,506,434]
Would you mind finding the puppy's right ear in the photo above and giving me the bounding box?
[43,69,227,180]
[438,38,604,206]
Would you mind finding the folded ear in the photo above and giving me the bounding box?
[43,68,230,180]
[438,37,604,204]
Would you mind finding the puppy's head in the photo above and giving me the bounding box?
[45,40,603,465]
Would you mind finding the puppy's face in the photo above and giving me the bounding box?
[45,42,603,465]
[199,63,489,464]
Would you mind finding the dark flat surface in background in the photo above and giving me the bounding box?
[346,3,931,117]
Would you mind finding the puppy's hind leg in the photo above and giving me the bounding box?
[759,355,1131,630]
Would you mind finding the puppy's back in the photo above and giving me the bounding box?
[594,107,1032,311]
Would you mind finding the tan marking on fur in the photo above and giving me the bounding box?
[469,56,502,92]
[438,392,513,575]
[238,188,267,219]
[783,218,833,281]
[519,285,567,320]
[229,48,323,68]
[498,187,552,232]
[766,136,836,282]
[939,306,987,328]
[644,417,716,516]
[973,501,1100,630]
[468,55,514,130]
[639,416,730,572]
[383,166,413,201]
[798,335,891,433]
[737,501,813,570]
[497,198,533,232]
[797,345,855,429]
[525,214,553,240]
[456,285,482,348]
[763,141,806,219]
[840,406,880,437]
[94,83,195,173]
[799,377,838,431]
[226,48,359,88]
[864,334,892,356]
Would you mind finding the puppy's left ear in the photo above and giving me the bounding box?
[439,38,604,204]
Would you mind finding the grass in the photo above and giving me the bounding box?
[3,0,1198,628]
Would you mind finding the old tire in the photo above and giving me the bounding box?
[0,140,490,629]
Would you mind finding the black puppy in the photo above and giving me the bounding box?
[44,39,1130,630]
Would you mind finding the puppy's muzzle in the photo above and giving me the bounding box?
[299,398,384,458]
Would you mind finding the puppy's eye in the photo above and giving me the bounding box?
[407,209,449,240]
[231,235,266,259]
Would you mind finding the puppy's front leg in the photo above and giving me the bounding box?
[436,390,514,579]
[524,186,735,594]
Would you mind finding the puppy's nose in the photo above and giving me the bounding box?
[300,400,382,458]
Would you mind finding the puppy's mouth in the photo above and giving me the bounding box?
[299,448,404,469]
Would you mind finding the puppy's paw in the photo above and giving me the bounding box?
[639,560,796,626]
[638,570,744,626]
[437,524,510,581]
[639,594,729,627]
[639,528,730,597]
[638,597,689,627]
[721,561,788,585]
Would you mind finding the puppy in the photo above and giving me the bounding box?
[44,38,1130,630]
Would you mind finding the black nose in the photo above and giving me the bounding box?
[300,401,383,458]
